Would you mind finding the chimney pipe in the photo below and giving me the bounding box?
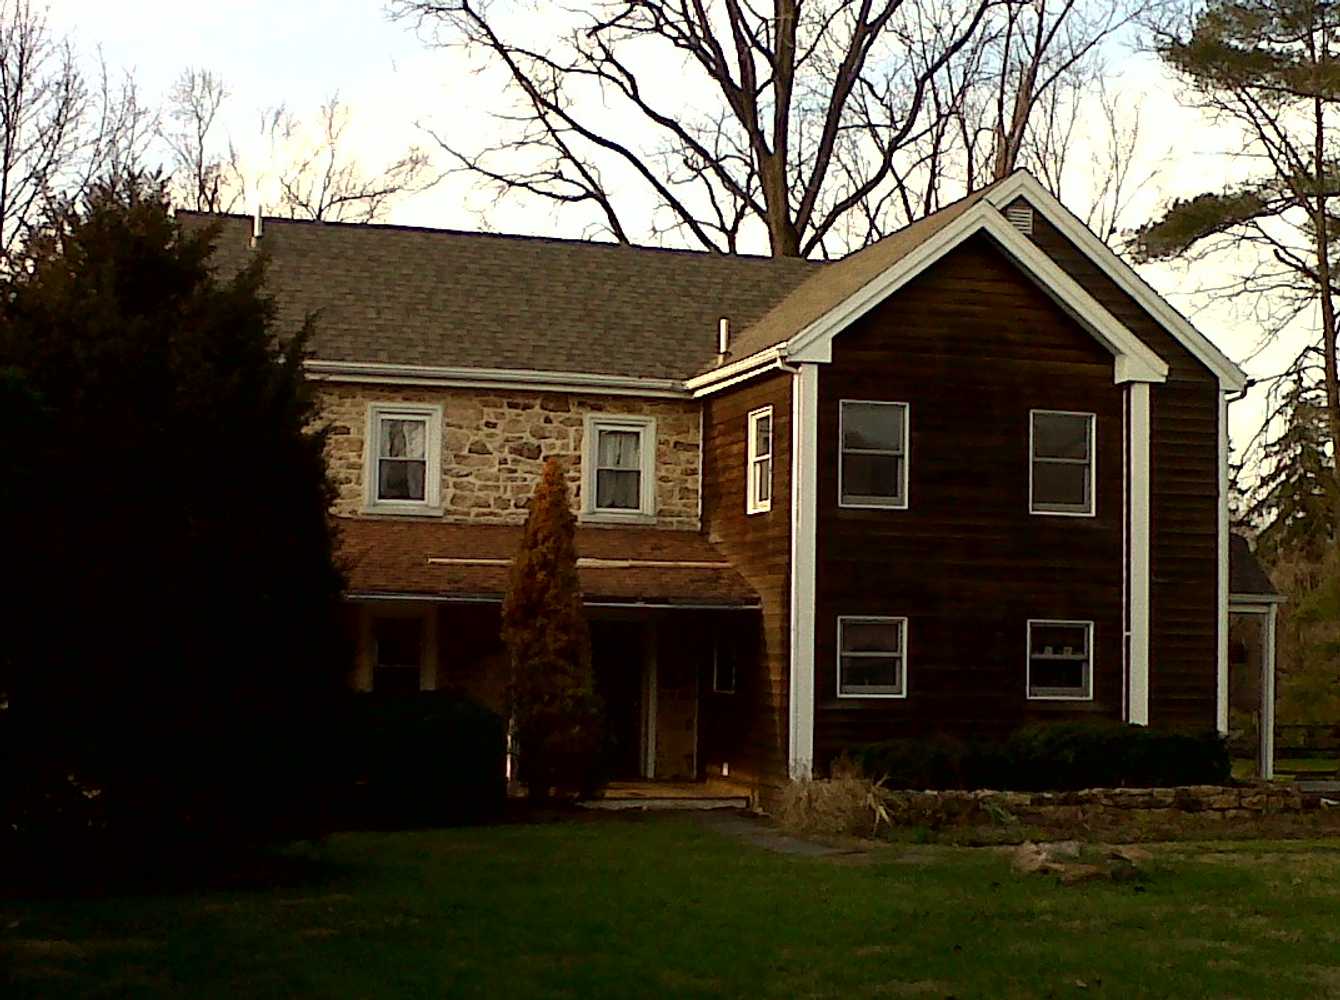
[718,316,730,358]
[250,205,263,248]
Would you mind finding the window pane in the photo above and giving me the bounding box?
[1031,623,1088,656]
[840,655,902,693]
[381,418,426,460]
[754,414,772,457]
[597,429,641,469]
[1033,413,1090,460]
[841,620,901,654]
[596,468,641,509]
[1032,461,1088,508]
[842,453,902,501]
[842,402,903,452]
[755,457,772,503]
[1030,658,1087,691]
[379,458,426,501]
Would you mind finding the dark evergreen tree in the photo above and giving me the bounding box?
[0,175,345,862]
[500,458,601,800]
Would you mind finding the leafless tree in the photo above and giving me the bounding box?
[162,71,433,223]
[392,0,1165,256]
[161,68,242,214]
[0,0,152,266]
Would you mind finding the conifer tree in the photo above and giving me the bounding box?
[501,458,601,800]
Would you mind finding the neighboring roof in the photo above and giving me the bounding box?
[181,212,818,382]
[337,517,760,608]
[1229,534,1281,598]
[723,180,1005,364]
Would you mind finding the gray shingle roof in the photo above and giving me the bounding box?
[1230,534,1280,597]
[181,213,820,382]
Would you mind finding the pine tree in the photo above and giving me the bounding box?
[0,174,345,855]
[1251,381,1338,563]
[501,458,602,800]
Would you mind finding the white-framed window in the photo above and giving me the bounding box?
[837,616,907,698]
[839,400,909,509]
[713,630,738,695]
[372,616,424,694]
[365,403,442,513]
[1026,619,1094,701]
[1030,410,1095,516]
[582,414,656,520]
[746,406,773,515]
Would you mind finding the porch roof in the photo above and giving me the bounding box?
[1229,534,1281,600]
[336,517,760,609]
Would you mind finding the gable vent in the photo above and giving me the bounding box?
[1005,203,1034,235]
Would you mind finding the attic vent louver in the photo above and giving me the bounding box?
[1005,203,1034,235]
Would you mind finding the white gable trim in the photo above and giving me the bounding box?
[785,204,1169,384]
[984,172,1247,391]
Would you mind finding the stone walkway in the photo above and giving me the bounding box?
[693,811,865,858]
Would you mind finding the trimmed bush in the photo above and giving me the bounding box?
[857,722,1230,791]
[337,692,507,827]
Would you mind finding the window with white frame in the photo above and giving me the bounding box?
[1030,410,1095,515]
[837,616,907,698]
[840,401,908,508]
[1026,620,1093,700]
[583,415,656,518]
[746,406,773,514]
[372,617,423,694]
[366,403,442,511]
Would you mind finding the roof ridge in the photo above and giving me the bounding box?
[180,210,823,266]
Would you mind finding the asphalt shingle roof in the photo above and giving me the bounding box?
[1229,534,1280,597]
[182,212,819,382]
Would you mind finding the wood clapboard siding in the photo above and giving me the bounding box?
[701,371,793,789]
[812,234,1126,766]
[1023,203,1221,731]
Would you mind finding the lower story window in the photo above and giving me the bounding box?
[373,617,423,694]
[837,616,907,698]
[1026,620,1093,700]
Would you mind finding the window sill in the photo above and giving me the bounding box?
[362,504,443,519]
[579,510,657,526]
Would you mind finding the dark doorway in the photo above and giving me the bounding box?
[592,621,645,780]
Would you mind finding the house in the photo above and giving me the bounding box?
[184,170,1282,799]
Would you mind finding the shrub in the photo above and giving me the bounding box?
[857,722,1230,791]
[337,692,507,827]
[778,776,890,838]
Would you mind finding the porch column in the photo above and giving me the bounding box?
[420,605,439,691]
[353,603,374,691]
[1259,604,1278,780]
[1128,381,1151,725]
[641,620,658,780]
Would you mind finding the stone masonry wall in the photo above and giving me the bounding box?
[320,384,702,529]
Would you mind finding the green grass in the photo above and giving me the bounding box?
[4,817,1340,999]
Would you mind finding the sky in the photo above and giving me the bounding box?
[43,0,1298,459]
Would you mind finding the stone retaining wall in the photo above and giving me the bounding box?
[882,784,1320,827]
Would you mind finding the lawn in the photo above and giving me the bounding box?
[4,815,1340,999]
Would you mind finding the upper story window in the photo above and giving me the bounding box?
[837,616,907,698]
[366,403,442,513]
[1026,619,1093,700]
[583,415,656,520]
[839,400,908,509]
[746,406,773,515]
[1030,410,1095,516]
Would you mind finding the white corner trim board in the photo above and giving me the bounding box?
[984,173,1247,392]
[1217,392,1230,734]
[788,363,819,780]
[1127,383,1151,725]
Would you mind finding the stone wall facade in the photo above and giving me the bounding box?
[320,383,702,529]
[880,784,1321,827]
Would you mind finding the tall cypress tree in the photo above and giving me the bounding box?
[501,458,601,800]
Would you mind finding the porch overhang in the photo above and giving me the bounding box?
[1228,534,1284,780]
[336,516,760,610]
